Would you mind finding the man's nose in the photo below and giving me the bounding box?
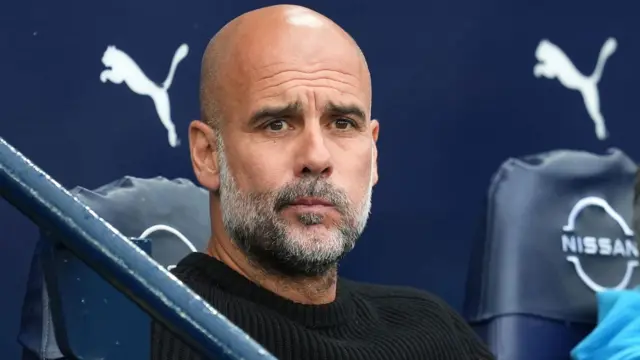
[294,125,333,178]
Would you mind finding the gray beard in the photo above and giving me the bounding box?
[215,136,373,278]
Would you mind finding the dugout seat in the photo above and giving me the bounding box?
[464,149,640,360]
[19,176,210,359]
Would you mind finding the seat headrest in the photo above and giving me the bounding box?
[70,176,210,267]
[466,148,640,325]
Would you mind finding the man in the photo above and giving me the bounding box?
[153,4,494,360]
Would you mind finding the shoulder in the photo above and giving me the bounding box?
[343,278,495,360]
[343,278,452,310]
[343,278,464,324]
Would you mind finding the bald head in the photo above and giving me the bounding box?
[199,5,371,129]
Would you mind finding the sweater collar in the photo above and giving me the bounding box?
[178,252,358,328]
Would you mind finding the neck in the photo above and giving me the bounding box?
[207,238,338,305]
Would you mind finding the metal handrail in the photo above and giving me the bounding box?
[0,137,276,360]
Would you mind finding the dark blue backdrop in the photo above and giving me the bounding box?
[2,1,639,358]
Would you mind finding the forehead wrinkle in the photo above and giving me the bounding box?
[254,70,361,90]
[256,82,363,103]
[259,84,364,100]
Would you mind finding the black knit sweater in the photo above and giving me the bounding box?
[152,253,494,360]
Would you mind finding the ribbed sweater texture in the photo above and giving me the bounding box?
[152,253,494,360]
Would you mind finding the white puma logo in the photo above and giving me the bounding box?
[534,38,617,140]
[100,44,189,147]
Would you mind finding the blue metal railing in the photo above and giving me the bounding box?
[0,137,276,360]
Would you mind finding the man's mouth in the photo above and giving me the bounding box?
[290,197,333,207]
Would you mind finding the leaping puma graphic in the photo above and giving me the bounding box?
[534,38,617,140]
[100,44,189,147]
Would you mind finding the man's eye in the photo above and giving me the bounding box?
[334,118,356,130]
[266,120,289,132]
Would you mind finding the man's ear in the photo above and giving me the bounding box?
[189,120,220,191]
[371,119,379,186]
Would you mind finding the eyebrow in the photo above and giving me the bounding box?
[248,102,303,126]
[248,100,367,126]
[324,101,367,121]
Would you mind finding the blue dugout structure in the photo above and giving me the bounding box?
[0,136,276,360]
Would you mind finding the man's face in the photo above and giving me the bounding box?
[216,131,374,276]
[197,16,378,277]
